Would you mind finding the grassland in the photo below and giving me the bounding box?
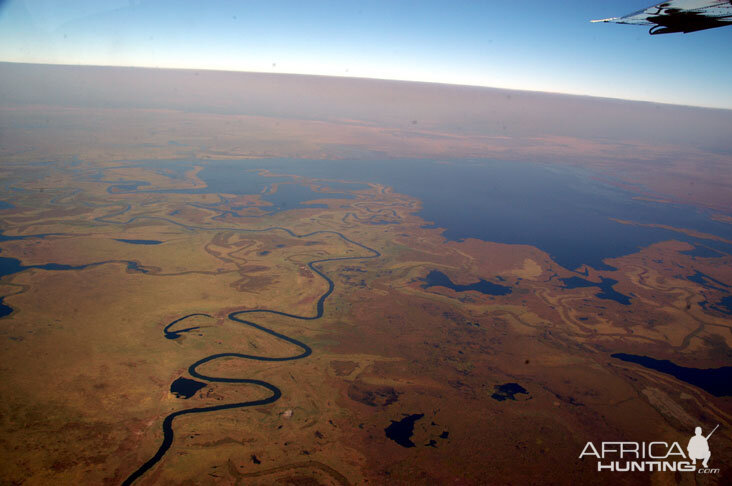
[0,153,729,485]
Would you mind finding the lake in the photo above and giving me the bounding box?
[109,158,732,272]
[611,353,732,397]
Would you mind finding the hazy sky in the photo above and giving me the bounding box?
[1,0,731,109]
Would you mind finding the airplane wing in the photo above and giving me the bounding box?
[592,0,732,35]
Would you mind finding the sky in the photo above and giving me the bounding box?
[1,0,731,109]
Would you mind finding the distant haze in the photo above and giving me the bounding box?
[2,62,731,211]
[2,62,731,152]
[1,1,731,108]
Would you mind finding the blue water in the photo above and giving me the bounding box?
[0,256,32,278]
[385,413,424,448]
[97,158,732,271]
[688,271,732,315]
[561,276,631,305]
[104,163,358,214]
[170,377,206,399]
[184,158,731,271]
[491,383,529,401]
[680,245,723,258]
[709,295,732,316]
[422,270,511,296]
[0,256,147,279]
[0,230,47,242]
[611,353,732,396]
[0,297,12,317]
[116,239,163,245]
[687,271,729,291]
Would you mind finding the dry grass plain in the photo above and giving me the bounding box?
[0,153,729,485]
[1,67,731,485]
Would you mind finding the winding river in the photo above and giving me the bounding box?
[122,227,380,485]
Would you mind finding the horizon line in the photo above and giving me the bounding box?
[2,59,731,112]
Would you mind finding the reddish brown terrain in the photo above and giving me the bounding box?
[0,64,731,485]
